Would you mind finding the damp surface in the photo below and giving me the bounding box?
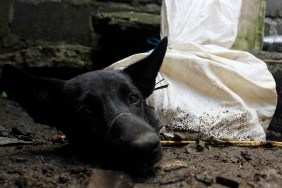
[0,99,282,187]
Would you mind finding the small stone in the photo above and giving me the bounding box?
[185,144,198,155]
[215,176,240,188]
[195,140,205,152]
[12,124,31,136]
[58,175,69,184]
[241,151,252,161]
[87,169,133,188]
[42,164,55,175]
[11,157,28,163]
[160,160,189,172]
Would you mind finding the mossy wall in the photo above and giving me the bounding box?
[232,0,265,50]
[0,0,162,65]
[0,0,280,59]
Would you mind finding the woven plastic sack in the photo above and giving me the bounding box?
[108,0,277,141]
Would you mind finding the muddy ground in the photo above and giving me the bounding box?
[0,98,282,188]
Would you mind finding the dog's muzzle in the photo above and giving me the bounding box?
[106,112,133,137]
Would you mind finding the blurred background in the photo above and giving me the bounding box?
[0,0,281,73]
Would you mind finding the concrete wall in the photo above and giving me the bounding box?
[0,0,95,53]
[0,0,161,55]
[0,0,281,54]
[265,0,282,36]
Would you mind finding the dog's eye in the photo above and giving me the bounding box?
[129,94,140,104]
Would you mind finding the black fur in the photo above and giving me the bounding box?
[0,37,168,170]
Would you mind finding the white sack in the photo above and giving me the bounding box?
[108,0,277,141]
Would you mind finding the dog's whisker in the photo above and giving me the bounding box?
[154,84,169,91]
[155,78,165,86]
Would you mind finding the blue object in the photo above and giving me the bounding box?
[147,37,161,53]
[147,37,160,47]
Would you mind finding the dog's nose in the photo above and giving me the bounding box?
[106,113,163,168]
[128,132,163,167]
[131,133,161,154]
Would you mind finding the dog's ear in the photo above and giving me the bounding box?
[124,37,168,98]
[1,64,65,125]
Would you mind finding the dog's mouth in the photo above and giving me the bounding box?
[104,142,163,172]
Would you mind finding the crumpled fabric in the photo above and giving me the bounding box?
[107,0,277,141]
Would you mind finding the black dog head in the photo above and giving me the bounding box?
[0,37,168,170]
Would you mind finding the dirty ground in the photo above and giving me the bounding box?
[0,98,282,188]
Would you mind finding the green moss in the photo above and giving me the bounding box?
[232,0,265,50]
[21,0,93,6]
[0,44,93,70]
[232,19,264,50]
[0,91,7,98]
[98,11,160,27]
[61,45,90,60]
[47,45,92,68]
[249,50,282,60]
[255,0,265,50]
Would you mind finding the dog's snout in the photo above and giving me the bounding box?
[106,113,163,168]
[131,133,161,154]
[128,132,163,168]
